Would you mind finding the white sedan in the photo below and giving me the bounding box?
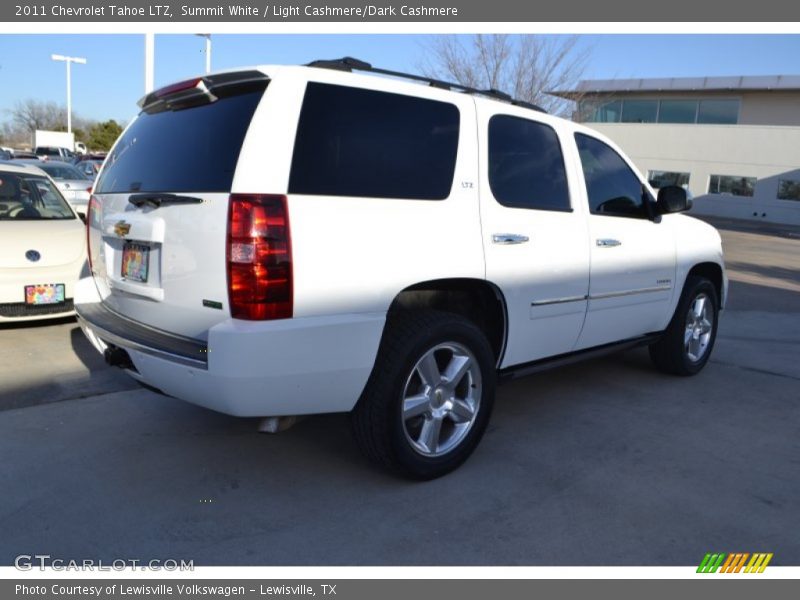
[0,163,87,322]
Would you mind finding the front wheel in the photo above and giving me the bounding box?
[649,276,719,376]
[351,310,496,480]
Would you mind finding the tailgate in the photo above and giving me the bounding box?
[88,71,269,340]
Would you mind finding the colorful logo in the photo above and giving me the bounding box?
[697,553,773,573]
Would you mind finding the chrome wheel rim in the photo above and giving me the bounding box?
[684,293,714,362]
[401,342,482,458]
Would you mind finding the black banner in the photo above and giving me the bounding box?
[4,0,800,22]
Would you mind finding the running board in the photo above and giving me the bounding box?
[498,333,662,383]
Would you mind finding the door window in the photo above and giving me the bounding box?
[488,115,571,211]
[575,133,648,218]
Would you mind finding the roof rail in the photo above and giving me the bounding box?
[305,57,547,113]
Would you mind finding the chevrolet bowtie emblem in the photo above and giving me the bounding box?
[114,220,131,237]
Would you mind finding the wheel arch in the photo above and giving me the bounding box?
[686,262,725,307]
[386,278,508,367]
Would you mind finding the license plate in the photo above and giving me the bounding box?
[121,242,150,283]
[25,283,65,305]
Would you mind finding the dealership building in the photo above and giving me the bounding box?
[552,75,800,225]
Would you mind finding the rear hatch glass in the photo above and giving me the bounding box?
[96,87,263,194]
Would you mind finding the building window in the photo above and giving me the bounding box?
[658,100,697,124]
[581,97,740,125]
[697,100,739,124]
[621,100,658,123]
[583,100,622,123]
[777,179,800,201]
[647,170,690,189]
[708,175,756,197]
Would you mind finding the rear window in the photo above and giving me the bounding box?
[289,82,460,200]
[40,163,89,181]
[96,89,264,194]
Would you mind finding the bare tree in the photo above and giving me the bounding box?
[8,99,68,138]
[418,34,590,117]
[0,122,30,147]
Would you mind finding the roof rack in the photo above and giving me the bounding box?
[306,57,547,113]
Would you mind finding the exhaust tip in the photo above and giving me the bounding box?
[103,345,136,371]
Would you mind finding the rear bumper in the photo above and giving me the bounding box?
[76,301,208,369]
[75,278,385,417]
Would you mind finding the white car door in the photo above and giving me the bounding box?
[572,132,677,350]
[478,105,591,367]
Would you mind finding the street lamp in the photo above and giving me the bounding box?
[195,34,211,73]
[51,54,86,134]
[144,34,155,94]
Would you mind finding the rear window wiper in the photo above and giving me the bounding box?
[129,193,203,209]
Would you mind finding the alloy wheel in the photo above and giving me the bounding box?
[401,342,482,457]
[684,293,714,362]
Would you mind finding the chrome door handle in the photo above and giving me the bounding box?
[596,238,622,247]
[492,233,529,245]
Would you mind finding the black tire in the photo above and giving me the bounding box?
[351,310,496,480]
[649,275,719,376]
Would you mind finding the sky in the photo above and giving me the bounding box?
[0,33,799,124]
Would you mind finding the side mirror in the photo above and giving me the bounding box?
[656,185,691,214]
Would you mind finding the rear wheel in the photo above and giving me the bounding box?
[351,310,496,479]
[649,276,719,375]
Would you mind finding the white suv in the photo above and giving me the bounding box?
[77,58,727,479]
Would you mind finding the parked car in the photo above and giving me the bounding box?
[76,59,727,479]
[76,159,104,180]
[34,146,75,161]
[72,153,107,165]
[0,163,86,322]
[13,160,92,217]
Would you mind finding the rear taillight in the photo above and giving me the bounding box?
[86,195,100,272]
[226,194,292,320]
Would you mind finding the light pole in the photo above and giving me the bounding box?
[144,33,155,93]
[195,34,211,73]
[51,54,86,134]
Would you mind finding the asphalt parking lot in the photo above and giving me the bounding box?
[0,216,798,566]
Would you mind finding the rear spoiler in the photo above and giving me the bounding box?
[138,70,269,114]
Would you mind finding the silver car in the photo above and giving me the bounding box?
[14,160,92,217]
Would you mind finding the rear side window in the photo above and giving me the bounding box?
[289,83,460,200]
[488,115,571,211]
[575,133,647,218]
[96,89,264,194]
